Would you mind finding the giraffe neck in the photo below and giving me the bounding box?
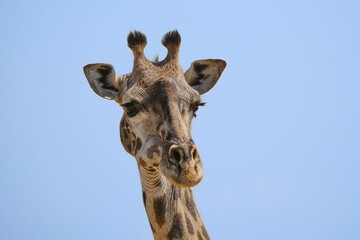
[139,166,210,240]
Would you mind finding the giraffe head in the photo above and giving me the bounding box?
[84,30,226,188]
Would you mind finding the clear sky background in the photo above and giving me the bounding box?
[1,0,359,239]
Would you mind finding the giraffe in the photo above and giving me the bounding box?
[83,30,226,240]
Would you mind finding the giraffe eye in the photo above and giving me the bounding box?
[120,100,141,117]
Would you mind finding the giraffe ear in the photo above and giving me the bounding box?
[83,63,123,100]
[184,59,226,95]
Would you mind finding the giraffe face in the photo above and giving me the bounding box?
[84,30,226,188]
[119,74,205,187]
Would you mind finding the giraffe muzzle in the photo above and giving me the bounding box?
[159,143,204,187]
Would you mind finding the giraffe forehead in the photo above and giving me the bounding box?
[123,76,200,107]
[150,78,198,102]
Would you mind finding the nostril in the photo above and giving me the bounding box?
[191,146,199,161]
[172,149,181,162]
[169,145,182,163]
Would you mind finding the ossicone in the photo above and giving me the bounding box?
[162,30,181,59]
[127,30,147,55]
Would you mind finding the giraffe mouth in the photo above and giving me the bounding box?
[159,150,204,187]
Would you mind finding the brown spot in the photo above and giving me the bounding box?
[138,157,147,167]
[136,138,142,153]
[181,107,186,116]
[147,145,160,159]
[185,215,194,235]
[120,129,134,154]
[167,213,183,240]
[153,196,166,227]
[132,139,136,149]
[122,129,129,140]
[126,144,132,152]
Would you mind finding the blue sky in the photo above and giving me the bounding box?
[1,0,359,239]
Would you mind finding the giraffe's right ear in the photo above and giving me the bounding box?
[184,59,226,95]
[83,63,123,100]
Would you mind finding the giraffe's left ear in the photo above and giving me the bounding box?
[184,59,226,95]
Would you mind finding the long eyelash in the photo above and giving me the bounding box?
[193,101,206,118]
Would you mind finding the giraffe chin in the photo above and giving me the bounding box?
[158,158,204,188]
